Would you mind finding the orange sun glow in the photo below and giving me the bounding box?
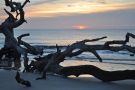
[73,25,88,30]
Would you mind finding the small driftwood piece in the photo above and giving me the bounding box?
[15,71,31,87]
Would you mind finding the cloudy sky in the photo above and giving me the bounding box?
[0,0,135,29]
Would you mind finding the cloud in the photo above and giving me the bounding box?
[97,0,106,4]
[23,1,135,18]
[0,0,135,19]
[19,8,135,29]
[29,0,58,5]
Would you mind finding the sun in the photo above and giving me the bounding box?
[73,24,88,30]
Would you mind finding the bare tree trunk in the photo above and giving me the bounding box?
[57,65,135,82]
[0,0,30,68]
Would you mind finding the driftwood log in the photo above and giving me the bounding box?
[0,0,30,68]
[0,0,43,68]
[36,32,135,79]
[57,65,135,82]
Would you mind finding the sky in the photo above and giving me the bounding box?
[0,0,135,29]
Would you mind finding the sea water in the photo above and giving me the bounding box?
[0,29,135,65]
[13,29,135,46]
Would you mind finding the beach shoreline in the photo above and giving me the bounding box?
[0,60,135,90]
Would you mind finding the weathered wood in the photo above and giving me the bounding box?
[58,65,135,82]
[40,33,135,79]
[15,71,31,87]
[5,0,15,12]
[1,0,29,48]
[0,0,30,68]
[0,47,21,68]
[17,33,42,54]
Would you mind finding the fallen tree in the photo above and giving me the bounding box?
[34,32,135,79]
[57,65,135,82]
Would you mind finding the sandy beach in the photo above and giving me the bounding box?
[0,60,135,90]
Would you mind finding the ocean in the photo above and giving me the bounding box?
[0,29,135,65]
